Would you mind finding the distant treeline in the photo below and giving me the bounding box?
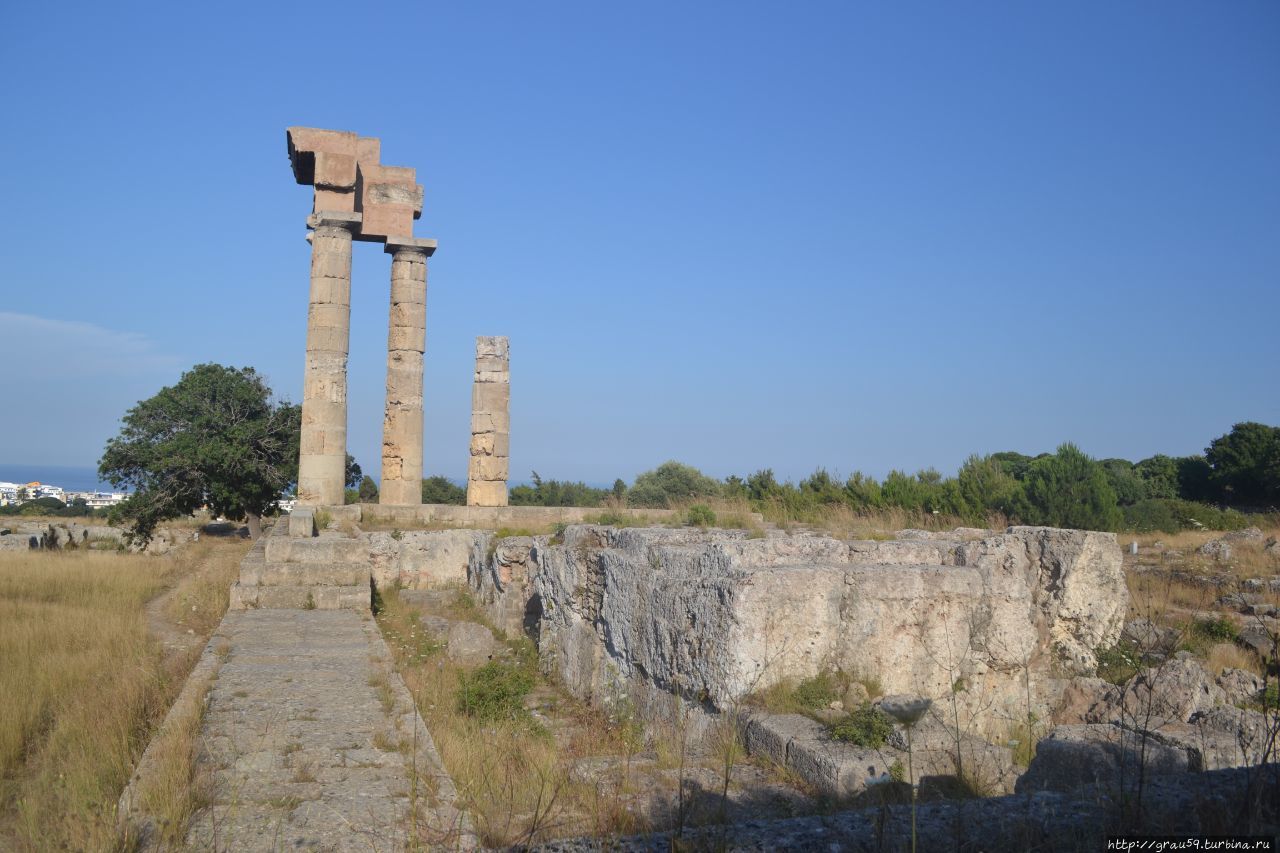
[419,421,1280,533]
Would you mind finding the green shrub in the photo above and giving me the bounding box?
[421,475,466,505]
[829,704,893,748]
[1095,641,1141,685]
[685,504,716,527]
[1191,616,1238,643]
[591,509,629,526]
[1122,499,1184,533]
[628,461,722,508]
[1122,498,1252,533]
[510,471,609,507]
[793,673,839,711]
[456,661,535,722]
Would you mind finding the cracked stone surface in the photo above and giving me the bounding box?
[185,609,469,851]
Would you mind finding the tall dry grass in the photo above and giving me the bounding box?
[376,588,647,847]
[0,539,244,851]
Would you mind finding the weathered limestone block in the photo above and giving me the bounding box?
[447,622,499,667]
[356,162,422,242]
[0,534,38,551]
[1016,724,1189,793]
[365,529,485,590]
[288,508,317,538]
[466,336,510,507]
[956,526,1128,674]
[1158,706,1274,771]
[1116,657,1227,728]
[287,127,360,214]
[472,525,1128,742]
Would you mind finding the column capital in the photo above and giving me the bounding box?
[306,211,362,232]
[384,236,437,258]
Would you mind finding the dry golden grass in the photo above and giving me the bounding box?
[1125,570,1217,620]
[1204,642,1264,677]
[1130,524,1280,578]
[376,587,649,847]
[130,669,217,848]
[0,539,245,851]
[747,501,1006,540]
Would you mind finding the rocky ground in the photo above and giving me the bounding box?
[465,521,1280,847]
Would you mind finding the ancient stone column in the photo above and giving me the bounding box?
[467,336,510,507]
[379,238,436,505]
[297,212,360,507]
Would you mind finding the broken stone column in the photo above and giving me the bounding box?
[379,238,436,505]
[466,337,510,507]
[297,212,360,506]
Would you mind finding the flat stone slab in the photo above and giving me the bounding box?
[184,609,471,851]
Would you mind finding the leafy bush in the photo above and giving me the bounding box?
[510,471,609,507]
[685,504,716,527]
[1191,616,1238,643]
[793,673,839,711]
[1095,641,1142,685]
[1121,498,1252,532]
[829,704,893,748]
[628,461,721,508]
[456,661,535,722]
[421,475,466,505]
[1122,499,1184,533]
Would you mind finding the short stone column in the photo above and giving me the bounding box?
[297,212,360,506]
[466,336,510,507]
[379,238,436,505]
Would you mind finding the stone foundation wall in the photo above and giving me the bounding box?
[468,525,1128,741]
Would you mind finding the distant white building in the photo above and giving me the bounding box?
[0,482,19,506]
[34,484,65,502]
[64,491,128,509]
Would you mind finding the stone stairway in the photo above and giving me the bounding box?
[121,509,474,850]
[182,610,470,850]
[229,508,370,611]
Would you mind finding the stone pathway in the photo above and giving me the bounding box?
[183,609,470,851]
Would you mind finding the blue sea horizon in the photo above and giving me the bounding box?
[0,464,118,493]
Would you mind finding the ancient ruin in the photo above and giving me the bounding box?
[286,127,435,507]
[114,128,1278,850]
[466,336,511,506]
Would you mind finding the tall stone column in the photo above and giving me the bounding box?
[379,238,436,505]
[467,336,510,507]
[297,212,360,506]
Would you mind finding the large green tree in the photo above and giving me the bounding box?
[99,364,300,544]
[1205,422,1280,506]
[1016,443,1121,531]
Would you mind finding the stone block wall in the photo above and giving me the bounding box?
[467,525,1128,741]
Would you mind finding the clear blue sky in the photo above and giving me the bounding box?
[2,1,1277,485]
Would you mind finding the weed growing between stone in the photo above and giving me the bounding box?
[830,705,894,748]
[374,586,648,846]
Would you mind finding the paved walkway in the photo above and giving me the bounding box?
[182,609,469,851]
